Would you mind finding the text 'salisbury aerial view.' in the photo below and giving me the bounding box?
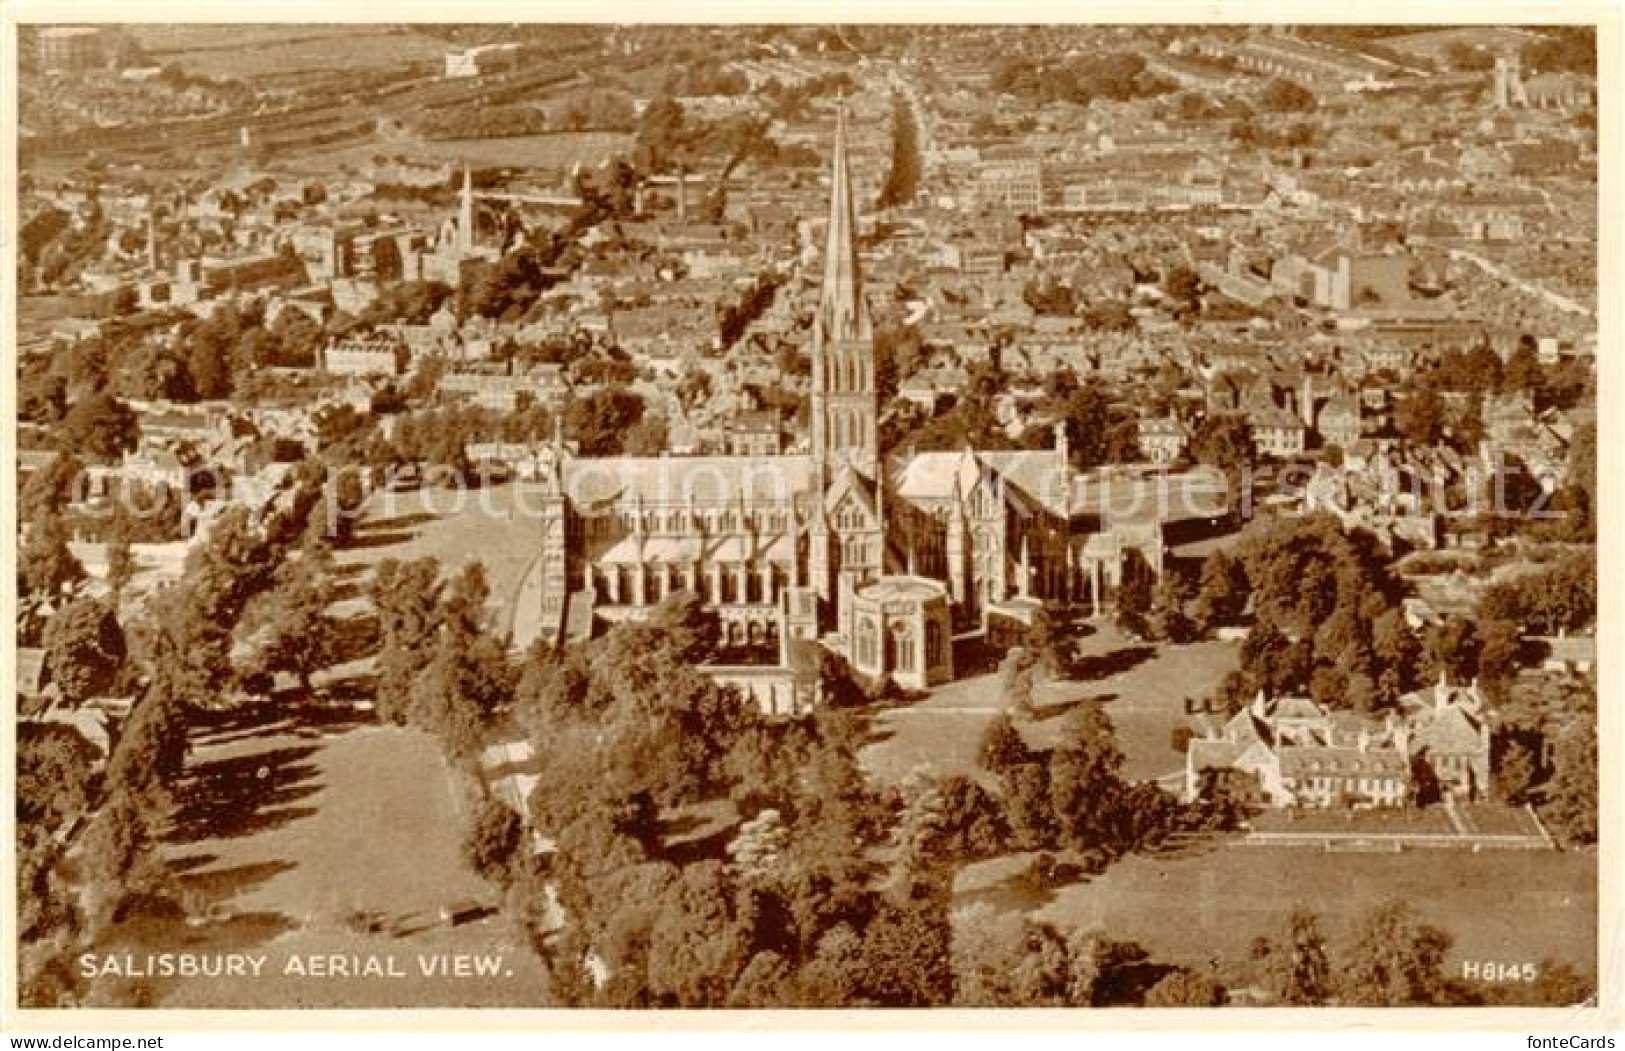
[4,18,1609,1021]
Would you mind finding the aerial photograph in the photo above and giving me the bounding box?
[9,22,1601,1014]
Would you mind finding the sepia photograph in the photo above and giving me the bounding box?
[4,13,1610,1021]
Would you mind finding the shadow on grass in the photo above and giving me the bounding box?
[341,530,417,551]
[180,859,299,900]
[166,745,324,844]
[357,511,442,534]
[1029,695,1097,724]
[663,822,739,868]
[1069,645,1157,682]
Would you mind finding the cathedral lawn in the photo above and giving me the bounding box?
[122,709,550,1008]
[958,842,1598,987]
[1030,627,1241,784]
[333,481,556,642]
[860,627,1239,789]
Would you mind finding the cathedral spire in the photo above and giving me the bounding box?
[458,161,474,257]
[818,100,870,344]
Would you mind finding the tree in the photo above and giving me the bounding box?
[1191,549,1248,632]
[1395,385,1446,448]
[57,391,139,464]
[21,452,85,525]
[999,646,1040,716]
[979,711,1031,773]
[1190,768,1258,831]
[1149,568,1196,643]
[1190,413,1254,505]
[876,91,921,210]
[894,774,1008,875]
[1422,618,1480,682]
[371,236,404,282]
[1115,549,1155,637]
[42,597,126,707]
[20,514,86,599]
[1541,722,1596,847]
[848,882,955,1006]
[1255,907,1333,1005]
[952,905,1072,1007]
[1341,899,1453,1006]
[1260,78,1317,113]
[18,722,103,831]
[104,676,190,810]
[644,861,759,1007]
[1371,609,1422,697]
[565,386,647,456]
[410,623,511,760]
[1163,265,1204,314]
[370,557,446,723]
[1145,967,1226,1006]
[1492,733,1540,805]
[462,795,523,886]
[241,549,334,690]
[77,794,173,933]
[1444,40,1496,71]
[106,535,136,602]
[646,590,721,664]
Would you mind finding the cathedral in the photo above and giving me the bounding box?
[527,105,1142,696]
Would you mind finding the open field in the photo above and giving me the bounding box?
[332,481,549,641]
[1250,807,1458,836]
[860,624,1237,788]
[1035,627,1239,783]
[129,26,451,79]
[859,672,1005,787]
[959,842,1597,988]
[288,131,632,177]
[93,708,549,1007]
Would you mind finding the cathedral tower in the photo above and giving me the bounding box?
[810,102,879,483]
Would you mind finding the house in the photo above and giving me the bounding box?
[725,411,783,457]
[323,334,407,378]
[1136,415,1189,466]
[1249,405,1306,459]
[16,647,53,709]
[1396,678,1492,800]
[1186,678,1493,807]
[1316,393,1363,450]
[1185,693,1410,809]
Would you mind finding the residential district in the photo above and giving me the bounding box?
[14,24,1599,1011]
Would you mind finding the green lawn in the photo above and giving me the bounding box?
[1033,626,1239,783]
[1248,807,1460,836]
[333,481,547,641]
[129,25,452,78]
[859,625,1238,789]
[973,844,1598,989]
[94,710,552,1008]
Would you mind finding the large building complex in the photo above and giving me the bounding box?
[524,105,1155,690]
